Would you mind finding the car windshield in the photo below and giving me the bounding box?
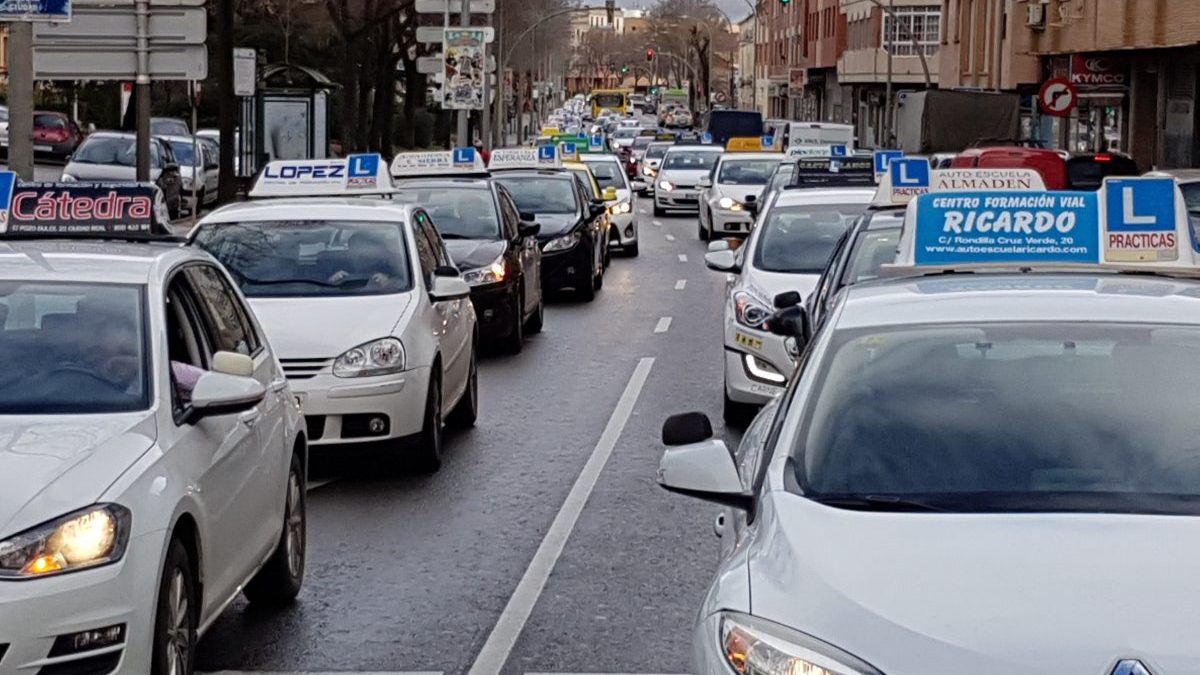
[718,159,781,185]
[394,186,501,239]
[152,119,190,136]
[1179,182,1200,214]
[585,160,628,190]
[839,213,905,286]
[34,114,66,129]
[493,176,578,214]
[168,141,200,167]
[632,137,652,150]
[768,164,796,191]
[798,322,1200,515]
[72,136,158,167]
[646,144,670,159]
[567,168,601,198]
[613,128,640,139]
[0,282,149,414]
[663,150,720,170]
[753,203,864,273]
[193,221,413,298]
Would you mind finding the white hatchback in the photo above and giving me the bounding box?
[0,239,305,675]
[698,152,783,240]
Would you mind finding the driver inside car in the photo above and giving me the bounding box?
[326,232,401,291]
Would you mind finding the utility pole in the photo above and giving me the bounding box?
[8,23,34,181]
[884,0,893,146]
[481,9,492,149]
[456,0,471,147]
[135,0,151,181]
[493,0,504,146]
[217,0,236,202]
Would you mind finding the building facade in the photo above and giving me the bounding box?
[754,0,805,118]
[738,14,757,111]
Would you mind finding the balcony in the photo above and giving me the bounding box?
[838,46,937,84]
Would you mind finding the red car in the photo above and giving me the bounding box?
[32,111,85,160]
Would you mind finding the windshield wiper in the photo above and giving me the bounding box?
[813,494,950,512]
[438,233,474,240]
[232,272,363,289]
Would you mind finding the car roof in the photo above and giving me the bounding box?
[773,188,876,206]
[580,154,619,163]
[394,177,493,189]
[0,239,204,284]
[860,206,905,230]
[835,274,1200,331]
[199,198,417,224]
[664,145,723,153]
[719,152,784,162]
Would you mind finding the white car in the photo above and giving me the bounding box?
[0,214,305,674]
[639,141,673,195]
[581,153,641,256]
[192,155,478,471]
[705,187,873,424]
[162,135,219,213]
[654,144,724,216]
[662,176,1200,675]
[698,152,783,240]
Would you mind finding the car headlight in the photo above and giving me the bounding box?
[659,180,674,192]
[462,257,506,286]
[332,337,406,378]
[733,290,772,330]
[59,173,77,182]
[718,196,744,211]
[721,613,882,675]
[543,231,582,252]
[610,199,632,215]
[0,504,131,579]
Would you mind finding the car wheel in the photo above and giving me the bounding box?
[653,203,665,217]
[723,390,758,428]
[577,265,597,302]
[502,290,524,354]
[525,292,545,333]
[243,451,306,606]
[700,210,712,241]
[151,539,196,675]
[625,239,640,257]
[412,374,443,472]
[446,345,478,428]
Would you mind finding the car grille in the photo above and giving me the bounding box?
[675,184,695,191]
[281,358,332,380]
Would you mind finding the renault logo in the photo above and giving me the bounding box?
[1112,660,1152,675]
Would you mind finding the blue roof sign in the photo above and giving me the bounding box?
[252,154,396,197]
[873,165,1045,207]
[872,150,904,183]
[892,176,1197,274]
[391,149,487,177]
[761,135,776,150]
[452,147,477,167]
[589,134,604,149]
[701,132,713,144]
[489,146,561,170]
[830,144,849,158]
[0,0,70,21]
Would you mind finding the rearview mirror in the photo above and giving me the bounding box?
[430,274,471,301]
[704,249,739,273]
[658,413,751,510]
[188,370,266,422]
[518,221,541,238]
[165,162,180,172]
[589,202,607,218]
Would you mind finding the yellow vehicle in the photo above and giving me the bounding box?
[591,89,629,118]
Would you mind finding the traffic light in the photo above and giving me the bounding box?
[780,0,790,5]
[646,48,655,61]
[621,65,630,74]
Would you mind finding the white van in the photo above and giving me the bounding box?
[764,120,856,151]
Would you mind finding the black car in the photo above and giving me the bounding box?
[492,169,609,301]
[805,206,906,330]
[395,178,544,353]
[1066,152,1140,190]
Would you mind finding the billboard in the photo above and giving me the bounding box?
[443,29,486,110]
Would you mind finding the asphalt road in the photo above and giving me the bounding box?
[194,189,745,675]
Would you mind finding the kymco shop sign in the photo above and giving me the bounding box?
[1070,54,1127,88]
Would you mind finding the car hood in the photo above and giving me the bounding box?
[749,493,1200,673]
[444,239,507,270]
[0,413,156,539]
[659,168,711,186]
[738,267,820,305]
[533,213,581,238]
[248,294,413,358]
[65,162,162,181]
[715,183,768,203]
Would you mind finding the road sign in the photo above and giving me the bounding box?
[415,0,494,13]
[416,26,494,43]
[1039,77,1078,118]
[34,43,206,79]
[873,150,903,182]
[233,47,256,96]
[417,56,442,75]
[33,5,205,46]
[0,0,70,21]
[1103,177,1178,262]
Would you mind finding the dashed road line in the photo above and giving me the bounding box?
[465,358,655,675]
[665,234,676,242]
[678,254,688,262]
[654,317,672,333]
[674,279,687,290]
[652,220,663,227]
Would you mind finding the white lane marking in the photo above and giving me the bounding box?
[674,279,687,290]
[652,220,662,227]
[678,254,688,262]
[465,359,655,675]
[665,234,676,242]
[654,317,672,333]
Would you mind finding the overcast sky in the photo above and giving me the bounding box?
[608,0,754,22]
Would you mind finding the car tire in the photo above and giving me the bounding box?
[446,346,478,429]
[525,293,545,333]
[151,539,196,675]
[577,268,597,302]
[502,290,524,354]
[625,239,640,257]
[700,210,712,241]
[653,203,665,217]
[412,374,443,473]
[243,451,306,606]
[723,391,758,428]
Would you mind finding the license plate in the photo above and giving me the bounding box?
[33,145,52,152]
[735,332,763,351]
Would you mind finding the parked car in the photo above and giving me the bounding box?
[163,135,219,213]
[33,111,85,160]
[151,116,191,136]
[62,132,184,219]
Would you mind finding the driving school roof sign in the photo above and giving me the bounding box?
[391,148,487,177]
[0,182,161,235]
[488,146,560,170]
[874,164,1046,206]
[251,154,395,197]
[1104,177,1179,262]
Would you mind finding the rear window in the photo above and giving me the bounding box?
[1066,155,1140,190]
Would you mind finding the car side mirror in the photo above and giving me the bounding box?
[704,249,739,273]
[212,350,254,377]
[518,221,540,238]
[430,274,471,301]
[766,304,810,349]
[519,211,536,222]
[657,413,751,510]
[774,290,802,309]
[187,370,266,422]
[707,239,731,253]
[698,176,712,188]
[589,201,607,217]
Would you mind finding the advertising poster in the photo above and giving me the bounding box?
[443,29,486,110]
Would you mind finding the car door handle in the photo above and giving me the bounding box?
[270,377,288,393]
[239,409,261,427]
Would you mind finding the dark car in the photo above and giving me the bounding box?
[805,207,906,330]
[1065,152,1140,190]
[394,178,544,353]
[62,132,184,219]
[492,169,609,301]
[32,111,85,160]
